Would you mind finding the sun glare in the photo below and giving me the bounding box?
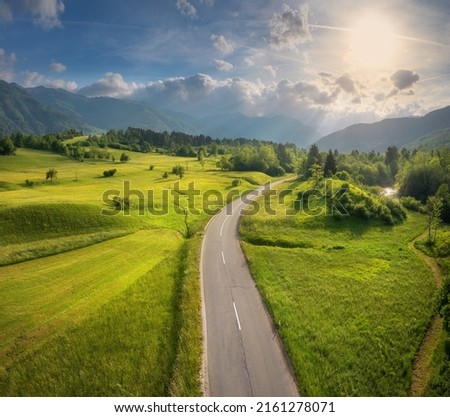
[349,13,397,70]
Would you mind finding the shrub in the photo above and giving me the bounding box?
[267,165,286,177]
[111,196,132,211]
[24,179,34,187]
[231,179,241,187]
[120,152,130,162]
[336,170,350,181]
[400,196,423,212]
[162,172,169,179]
[172,165,185,178]
[149,165,154,171]
[103,169,117,178]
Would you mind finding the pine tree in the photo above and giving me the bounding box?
[324,149,337,177]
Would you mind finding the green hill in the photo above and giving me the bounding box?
[316,106,450,151]
[0,80,82,135]
[407,128,450,150]
[27,86,200,134]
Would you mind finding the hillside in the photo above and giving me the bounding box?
[0,80,319,144]
[316,106,450,151]
[407,128,450,150]
[0,80,82,135]
[27,86,199,134]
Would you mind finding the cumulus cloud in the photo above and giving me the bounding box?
[263,65,277,78]
[0,48,16,81]
[336,74,356,94]
[0,0,65,29]
[78,72,141,97]
[176,0,197,19]
[141,73,340,123]
[143,73,264,116]
[22,70,77,91]
[210,34,234,54]
[275,79,339,106]
[390,69,420,90]
[214,59,233,72]
[49,61,66,73]
[269,4,311,50]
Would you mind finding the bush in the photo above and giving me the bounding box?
[331,184,405,225]
[336,171,350,181]
[172,165,185,178]
[111,196,131,210]
[24,179,34,187]
[400,196,423,212]
[267,165,286,177]
[120,153,130,162]
[103,169,117,178]
[149,165,154,171]
[231,179,241,187]
[162,172,169,179]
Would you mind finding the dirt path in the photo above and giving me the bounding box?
[408,230,443,396]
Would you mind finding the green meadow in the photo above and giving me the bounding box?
[0,146,269,396]
[240,180,438,396]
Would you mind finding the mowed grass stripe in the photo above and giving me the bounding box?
[1,250,183,396]
[0,229,182,359]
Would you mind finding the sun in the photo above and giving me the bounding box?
[348,13,398,70]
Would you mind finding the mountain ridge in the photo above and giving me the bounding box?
[0,80,320,145]
[315,106,450,151]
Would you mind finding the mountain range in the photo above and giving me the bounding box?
[0,80,319,146]
[316,106,450,151]
[1,80,449,151]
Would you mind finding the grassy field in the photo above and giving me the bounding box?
[415,226,450,396]
[0,147,270,396]
[240,179,438,396]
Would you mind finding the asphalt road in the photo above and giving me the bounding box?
[201,184,299,397]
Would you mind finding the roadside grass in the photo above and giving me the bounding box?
[240,180,437,396]
[0,147,269,396]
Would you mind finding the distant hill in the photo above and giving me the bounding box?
[0,80,81,135]
[316,106,450,151]
[196,113,319,147]
[406,128,450,150]
[27,86,199,134]
[0,80,320,144]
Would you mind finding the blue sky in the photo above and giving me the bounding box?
[1,0,449,133]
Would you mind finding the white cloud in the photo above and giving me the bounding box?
[275,79,339,106]
[49,62,66,73]
[140,73,341,125]
[244,56,255,67]
[263,65,277,78]
[22,70,77,91]
[176,0,197,19]
[199,0,214,5]
[78,72,141,97]
[269,4,311,50]
[390,69,420,90]
[210,34,235,54]
[214,59,233,72]
[0,0,65,29]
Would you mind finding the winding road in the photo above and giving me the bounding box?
[201,184,298,397]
